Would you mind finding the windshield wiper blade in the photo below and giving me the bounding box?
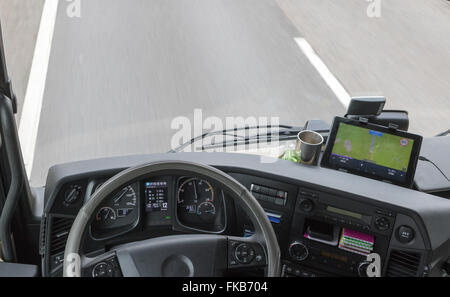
[198,133,299,151]
[169,125,302,153]
[436,129,450,137]
[198,126,332,151]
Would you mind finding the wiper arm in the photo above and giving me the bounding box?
[169,125,301,153]
[436,129,450,137]
[198,126,331,151]
[199,133,299,151]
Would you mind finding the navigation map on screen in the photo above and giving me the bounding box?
[332,123,414,172]
[325,122,417,184]
[322,117,422,187]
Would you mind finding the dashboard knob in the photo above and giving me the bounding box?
[299,199,315,213]
[358,260,381,277]
[358,261,371,277]
[374,216,390,231]
[63,185,83,206]
[289,241,309,262]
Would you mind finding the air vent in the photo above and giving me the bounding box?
[39,216,48,256]
[386,250,421,277]
[50,217,74,255]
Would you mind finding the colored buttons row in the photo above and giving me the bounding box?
[251,184,288,206]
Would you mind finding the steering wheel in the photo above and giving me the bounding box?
[63,161,281,277]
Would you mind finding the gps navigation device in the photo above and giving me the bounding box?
[321,117,422,188]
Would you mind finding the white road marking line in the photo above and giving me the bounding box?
[19,0,59,178]
[294,37,351,108]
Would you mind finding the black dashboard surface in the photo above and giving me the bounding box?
[41,152,450,277]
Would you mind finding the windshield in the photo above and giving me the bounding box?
[2,0,449,186]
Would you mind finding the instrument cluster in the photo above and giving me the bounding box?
[89,176,226,240]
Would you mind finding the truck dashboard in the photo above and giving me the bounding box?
[40,152,450,277]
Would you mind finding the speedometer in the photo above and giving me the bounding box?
[178,178,214,205]
[177,177,226,232]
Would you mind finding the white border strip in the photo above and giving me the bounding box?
[294,37,351,108]
[19,0,59,177]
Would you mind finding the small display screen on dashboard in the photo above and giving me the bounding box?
[326,206,362,220]
[145,181,168,212]
[321,117,422,188]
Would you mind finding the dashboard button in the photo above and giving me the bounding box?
[269,189,278,197]
[260,187,270,195]
[275,198,285,206]
[255,255,263,263]
[92,262,114,278]
[299,190,307,196]
[253,193,262,201]
[376,209,395,217]
[299,199,315,213]
[277,191,287,199]
[251,184,261,193]
[374,217,390,231]
[257,194,267,202]
[397,226,415,243]
[234,244,256,264]
[266,196,276,204]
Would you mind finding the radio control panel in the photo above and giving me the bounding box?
[286,187,397,277]
[295,188,396,236]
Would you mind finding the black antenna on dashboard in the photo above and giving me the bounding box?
[0,20,17,114]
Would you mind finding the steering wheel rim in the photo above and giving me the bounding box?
[63,160,281,277]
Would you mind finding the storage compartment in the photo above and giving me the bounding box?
[303,219,341,246]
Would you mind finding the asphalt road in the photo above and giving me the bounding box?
[278,0,450,136]
[0,0,449,187]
